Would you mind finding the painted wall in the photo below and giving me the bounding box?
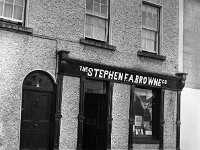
[181,88,200,150]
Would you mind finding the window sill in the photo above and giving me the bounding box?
[137,51,166,61]
[80,38,116,51]
[0,20,33,34]
[133,136,160,144]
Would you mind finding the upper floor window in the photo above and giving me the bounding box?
[85,0,109,42]
[0,0,25,23]
[142,3,160,54]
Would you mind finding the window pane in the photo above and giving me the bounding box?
[101,0,107,5]
[99,18,105,28]
[94,2,100,14]
[143,4,158,30]
[146,39,155,52]
[101,4,107,17]
[86,15,92,24]
[142,11,146,26]
[145,30,155,40]
[15,0,23,6]
[4,3,13,18]
[153,13,157,29]
[152,8,157,16]
[91,16,98,26]
[0,2,3,16]
[93,25,99,39]
[5,0,13,3]
[142,29,157,52]
[133,88,153,136]
[142,39,146,50]
[85,0,109,42]
[86,0,93,11]
[85,24,92,37]
[14,5,22,20]
[98,27,106,41]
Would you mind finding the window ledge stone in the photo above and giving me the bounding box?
[0,21,33,34]
[80,38,116,51]
[137,51,166,61]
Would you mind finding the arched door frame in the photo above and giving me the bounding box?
[20,70,57,149]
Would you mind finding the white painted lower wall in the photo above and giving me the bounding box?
[181,88,200,150]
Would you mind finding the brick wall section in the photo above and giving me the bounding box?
[183,0,200,89]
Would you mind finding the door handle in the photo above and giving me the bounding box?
[34,123,38,127]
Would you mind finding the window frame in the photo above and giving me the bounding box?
[0,0,26,25]
[129,85,164,146]
[84,0,110,43]
[141,2,161,54]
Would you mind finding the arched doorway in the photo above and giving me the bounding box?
[20,71,56,150]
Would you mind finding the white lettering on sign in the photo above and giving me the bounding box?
[79,66,168,87]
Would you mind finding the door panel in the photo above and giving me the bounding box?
[20,90,54,150]
[82,93,107,150]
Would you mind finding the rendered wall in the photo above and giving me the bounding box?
[163,90,177,150]
[0,30,57,149]
[26,0,179,76]
[112,83,130,149]
[59,76,80,150]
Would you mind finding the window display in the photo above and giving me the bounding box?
[133,88,153,136]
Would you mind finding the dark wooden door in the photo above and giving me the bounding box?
[82,93,108,150]
[20,90,54,150]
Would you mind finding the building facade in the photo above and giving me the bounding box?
[180,0,200,149]
[0,0,185,150]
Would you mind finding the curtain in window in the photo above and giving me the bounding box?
[86,15,107,41]
[0,0,24,22]
[142,4,159,53]
[142,29,157,53]
[86,0,108,41]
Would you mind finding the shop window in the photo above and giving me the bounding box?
[142,3,160,54]
[0,0,25,23]
[85,0,109,42]
[129,86,162,144]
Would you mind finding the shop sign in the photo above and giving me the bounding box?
[79,66,167,87]
[59,59,180,89]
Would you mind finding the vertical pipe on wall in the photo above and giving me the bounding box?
[176,91,181,150]
[178,0,184,73]
[77,77,85,150]
[159,89,165,150]
[54,74,63,149]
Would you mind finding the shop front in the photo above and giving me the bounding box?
[57,51,186,150]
